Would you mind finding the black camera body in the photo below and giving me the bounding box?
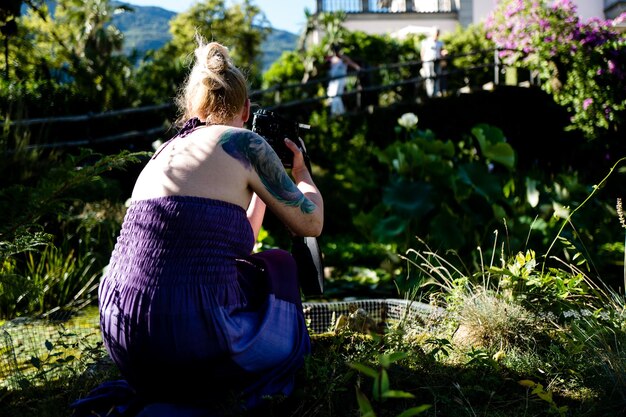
[251,109,307,168]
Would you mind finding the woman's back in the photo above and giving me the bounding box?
[132,123,254,210]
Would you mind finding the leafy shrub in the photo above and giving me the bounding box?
[485,0,626,139]
[0,145,147,319]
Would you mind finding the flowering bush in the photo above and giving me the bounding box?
[485,0,626,138]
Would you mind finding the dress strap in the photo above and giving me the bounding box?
[151,117,207,160]
[178,117,207,138]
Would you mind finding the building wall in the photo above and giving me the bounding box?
[471,0,493,24]
[569,0,605,21]
[342,13,459,35]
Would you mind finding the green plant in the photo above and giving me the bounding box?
[486,249,592,318]
[617,197,626,292]
[349,351,432,417]
[24,246,100,316]
[519,379,569,416]
[396,177,626,414]
[0,148,147,319]
[355,116,516,268]
[465,347,502,371]
[423,336,452,360]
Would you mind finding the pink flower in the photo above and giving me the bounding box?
[608,60,616,73]
[583,98,593,110]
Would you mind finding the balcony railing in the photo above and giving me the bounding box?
[316,0,459,14]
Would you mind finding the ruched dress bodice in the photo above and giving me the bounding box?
[106,195,253,287]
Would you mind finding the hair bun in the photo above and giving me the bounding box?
[200,42,231,74]
[176,37,248,126]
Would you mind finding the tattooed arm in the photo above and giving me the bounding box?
[219,129,324,237]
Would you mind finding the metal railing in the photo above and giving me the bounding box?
[6,49,524,151]
[316,0,458,13]
[253,48,510,111]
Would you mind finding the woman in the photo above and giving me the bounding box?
[326,44,360,116]
[420,27,446,97]
[97,38,324,413]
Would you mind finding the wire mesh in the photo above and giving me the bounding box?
[0,313,102,390]
[303,298,442,334]
[0,299,443,389]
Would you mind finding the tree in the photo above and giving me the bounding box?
[0,1,49,80]
[168,0,270,83]
[34,0,133,108]
[132,0,271,105]
[0,0,21,79]
[2,0,135,113]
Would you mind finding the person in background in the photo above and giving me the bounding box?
[326,44,361,116]
[90,36,324,415]
[420,27,447,97]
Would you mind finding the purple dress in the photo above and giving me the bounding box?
[98,195,311,411]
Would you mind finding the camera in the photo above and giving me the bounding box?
[251,109,309,168]
[251,109,323,295]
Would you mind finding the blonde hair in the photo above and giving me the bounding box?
[176,38,248,126]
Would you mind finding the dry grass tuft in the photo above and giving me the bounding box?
[452,290,544,350]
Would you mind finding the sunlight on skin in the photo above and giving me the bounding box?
[218,129,315,214]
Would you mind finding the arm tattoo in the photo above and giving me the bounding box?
[218,129,316,214]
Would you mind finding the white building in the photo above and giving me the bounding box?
[314,0,624,38]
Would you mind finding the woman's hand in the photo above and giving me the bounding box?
[284,137,309,181]
[281,136,324,237]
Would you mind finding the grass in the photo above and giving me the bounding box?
[3,244,626,417]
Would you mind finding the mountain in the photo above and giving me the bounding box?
[111,3,175,56]
[111,2,299,71]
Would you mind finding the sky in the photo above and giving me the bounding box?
[123,0,317,34]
